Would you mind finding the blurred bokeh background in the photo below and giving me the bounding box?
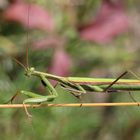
[1,0,140,139]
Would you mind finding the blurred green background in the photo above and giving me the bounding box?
[1,0,140,140]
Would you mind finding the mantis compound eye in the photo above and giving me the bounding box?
[25,67,35,77]
[30,67,35,72]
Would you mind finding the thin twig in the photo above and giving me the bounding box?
[0,102,140,108]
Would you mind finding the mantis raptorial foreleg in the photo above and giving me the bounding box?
[9,75,58,117]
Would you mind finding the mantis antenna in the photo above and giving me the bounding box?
[12,3,31,71]
[26,2,30,68]
[12,58,27,71]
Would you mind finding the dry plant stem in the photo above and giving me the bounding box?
[1,102,140,108]
[23,103,32,118]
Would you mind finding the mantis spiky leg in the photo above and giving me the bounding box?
[10,75,58,117]
[60,82,104,100]
[60,82,86,93]
[103,71,128,92]
[59,83,86,102]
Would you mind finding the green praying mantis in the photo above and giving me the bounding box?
[8,48,140,117]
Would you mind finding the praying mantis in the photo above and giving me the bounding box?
[9,50,140,117]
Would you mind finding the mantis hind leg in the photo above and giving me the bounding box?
[60,83,87,107]
[103,71,128,92]
[102,71,140,106]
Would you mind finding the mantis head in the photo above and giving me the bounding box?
[25,67,35,77]
[13,47,35,77]
[13,58,35,77]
